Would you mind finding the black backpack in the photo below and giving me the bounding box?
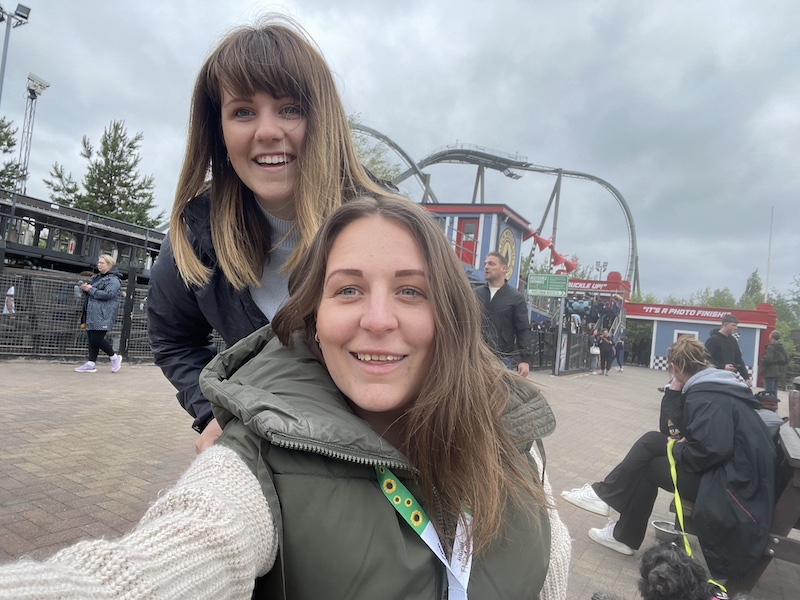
[755,390,780,412]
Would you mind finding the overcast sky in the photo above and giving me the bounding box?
[2,0,798,301]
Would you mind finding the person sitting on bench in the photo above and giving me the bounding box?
[561,337,776,579]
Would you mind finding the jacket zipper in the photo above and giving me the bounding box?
[269,433,413,472]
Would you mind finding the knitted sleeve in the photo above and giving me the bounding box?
[0,446,277,599]
[530,447,572,600]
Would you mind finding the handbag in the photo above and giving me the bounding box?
[589,345,600,355]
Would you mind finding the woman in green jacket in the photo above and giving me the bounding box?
[0,196,570,599]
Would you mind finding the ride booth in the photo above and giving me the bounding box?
[422,203,563,367]
[421,203,534,288]
[624,302,777,384]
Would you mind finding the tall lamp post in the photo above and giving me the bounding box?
[0,4,30,109]
[595,260,608,281]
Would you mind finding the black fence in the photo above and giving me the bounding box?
[0,268,224,362]
[1,268,144,360]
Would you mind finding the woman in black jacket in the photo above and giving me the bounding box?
[562,337,776,578]
[148,18,397,452]
[597,328,615,376]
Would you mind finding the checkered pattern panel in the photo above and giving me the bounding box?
[652,355,669,371]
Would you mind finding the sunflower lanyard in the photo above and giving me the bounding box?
[667,439,729,598]
[376,466,473,599]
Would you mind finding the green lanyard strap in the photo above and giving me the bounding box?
[376,466,472,599]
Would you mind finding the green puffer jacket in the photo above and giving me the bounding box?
[201,326,555,600]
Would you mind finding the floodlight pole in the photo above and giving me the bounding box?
[0,4,31,109]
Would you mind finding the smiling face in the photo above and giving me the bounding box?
[221,89,307,219]
[316,216,435,435]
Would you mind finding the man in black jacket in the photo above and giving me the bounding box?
[705,314,751,386]
[474,252,532,377]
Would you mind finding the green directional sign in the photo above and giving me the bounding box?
[527,274,569,298]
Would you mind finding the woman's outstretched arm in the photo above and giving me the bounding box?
[0,446,277,599]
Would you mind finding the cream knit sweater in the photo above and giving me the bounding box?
[0,446,276,599]
[0,446,570,599]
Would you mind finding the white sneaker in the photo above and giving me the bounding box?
[110,354,122,373]
[589,520,635,555]
[74,362,97,373]
[560,483,610,516]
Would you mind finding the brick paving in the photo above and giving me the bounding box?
[1,358,798,598]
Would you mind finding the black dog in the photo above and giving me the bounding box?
[591,542,754,600]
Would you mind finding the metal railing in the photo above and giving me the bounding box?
[0,269,223,362]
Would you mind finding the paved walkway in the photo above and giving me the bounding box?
[1,359,798,598]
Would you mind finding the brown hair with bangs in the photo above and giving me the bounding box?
[169,15,388,290]
[271,195,548,555]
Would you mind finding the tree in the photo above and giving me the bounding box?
[0,117,23,191]
[663,293,691,306]
[568,260,595,281]
[522,254,552,278]
[739,269,764,309]
[348,114,403,182]
[788,274,800,324]
[685,286,737,308]
[630,290,659,304]
[42,162,79,205]
[769,291,799,330]
[43,120,164,228]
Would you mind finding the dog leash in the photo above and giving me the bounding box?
[667,438,729,598]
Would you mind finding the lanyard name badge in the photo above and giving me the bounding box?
[376,466,473,599]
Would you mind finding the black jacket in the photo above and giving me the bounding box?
[672,368,776,578]
[705,328,749,381]
[474,283,532,365]
[148,193,268,432]
[597,335,615,357]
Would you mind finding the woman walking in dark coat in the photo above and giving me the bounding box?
[74,254,123,373]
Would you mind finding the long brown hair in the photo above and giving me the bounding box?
[272,195,548,554]
[170,16,387,290]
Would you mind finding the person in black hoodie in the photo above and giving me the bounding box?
[705,314,751,385]
[561,337,776,579]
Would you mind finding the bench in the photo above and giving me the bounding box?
[670,424,800,594]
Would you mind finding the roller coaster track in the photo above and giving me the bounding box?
[351,124,640,291]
